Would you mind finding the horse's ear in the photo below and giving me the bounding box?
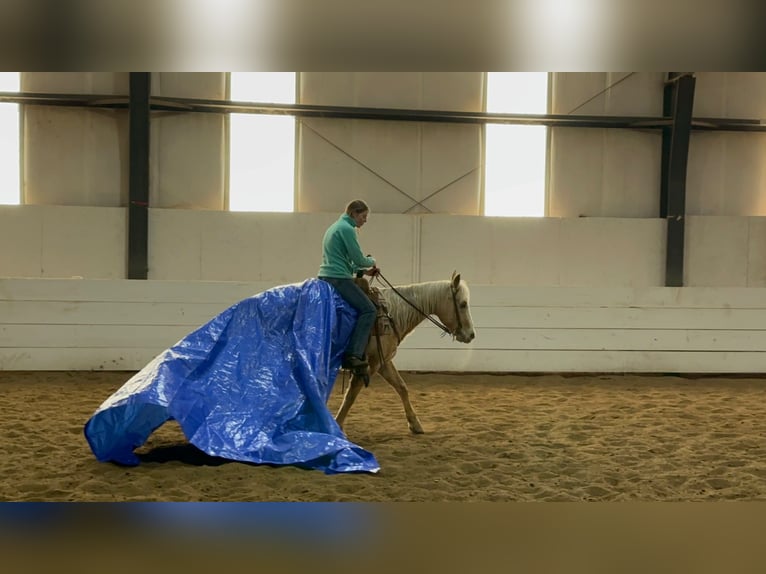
[451,271,461,289]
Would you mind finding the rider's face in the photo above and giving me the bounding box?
[351,210,369,228]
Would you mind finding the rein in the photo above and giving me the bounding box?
[374,271,458,339]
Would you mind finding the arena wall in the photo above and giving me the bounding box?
[2,72,765,372]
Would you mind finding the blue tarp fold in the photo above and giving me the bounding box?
[83,279,380,474]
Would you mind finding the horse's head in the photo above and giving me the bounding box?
[441,271,476,344]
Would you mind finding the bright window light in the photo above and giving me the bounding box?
[485,72,548,217]
[0,72,20,205]
[229,73,296,212]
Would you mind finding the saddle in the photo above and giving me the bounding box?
[343,278,400,387]
[353,277,399,341]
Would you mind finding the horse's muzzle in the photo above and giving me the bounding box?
[456,330,475,343]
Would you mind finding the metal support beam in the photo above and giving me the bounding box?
[661,73,696,287]
[127,73,151,280]
[3,91,764,131]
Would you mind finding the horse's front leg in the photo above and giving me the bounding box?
[334,372,366,431]
[378,361,424,434]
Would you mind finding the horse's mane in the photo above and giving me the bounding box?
[380,279,469,337]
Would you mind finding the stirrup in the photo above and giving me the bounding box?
[342,355,368,370]
[351,365,370,387]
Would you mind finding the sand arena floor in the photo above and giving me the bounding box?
[2,370,766,501]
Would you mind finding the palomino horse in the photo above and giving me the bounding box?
[335,271,476,434]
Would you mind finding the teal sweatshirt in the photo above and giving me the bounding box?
[317,214,376,278]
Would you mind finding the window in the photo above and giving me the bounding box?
[484,73,549,217]
[228,73,296,212]
[0,72,20,205]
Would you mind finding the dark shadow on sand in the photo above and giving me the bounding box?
[137,443,233,467]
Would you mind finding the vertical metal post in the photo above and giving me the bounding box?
[661,73,695,287]
[128,73,151,279]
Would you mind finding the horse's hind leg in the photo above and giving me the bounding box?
[334,373,366,431]
[378,361,424,434]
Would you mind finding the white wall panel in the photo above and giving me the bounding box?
[296,120,358,213]
[420,122,482,214]
[719,73,766,118]
[0,206,42,277]
[24,106,128,206]
[688,74,766,216]
[548,128,604,217]
[558,218,664,287]
[601,73,664,116]
[694,73,766,119]
[422,72,483,112]
[550,73,609,115]
[299,73,355,106]
[198,211,334,284]
[747,217,766,287]
[300,72,483,112]
[298,118,481,215]
[344,213,416,285]
[21,73,228,210]
[297,73,483,214]
[149,209,338,284]
[420,172,481,215]
[722,134,766,216]
[4,280,766,373]
[693,73,727,118]
[7,207,763,291]
[687,133,766,216]
[0,206,124,279]
[419,215,493,283]
[22,72,129,95]
[148,209,204,280]
[257,212,335,283]
[549,128,660,218]
[40,206,125,279]
[199,211,263,281]
[601,130,660,217]
[686,132,726,215]
[297,119,419,214]
[151,210,416,285]
[419,216,664,288]
[685,216,749,287]
[150,112,225,210]
[153,72,225,99]
[392,349,766,373]
[551,73,664,116]
[490,217,561,285]
[547,73,766,219]
[345,120,422,203]
[353,72,424,109]
[0,277,273,303]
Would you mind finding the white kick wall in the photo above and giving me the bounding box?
[1,72,766,373]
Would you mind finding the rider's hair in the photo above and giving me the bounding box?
[345,199,370,215]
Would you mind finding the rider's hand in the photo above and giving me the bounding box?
[365,266,380,277]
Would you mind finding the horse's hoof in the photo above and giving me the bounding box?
[409,424,425,434]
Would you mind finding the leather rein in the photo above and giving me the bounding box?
[374,272,462,340]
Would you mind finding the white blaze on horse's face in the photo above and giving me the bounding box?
[447,272,476,344]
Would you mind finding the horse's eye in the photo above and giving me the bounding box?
[460,301,467,309]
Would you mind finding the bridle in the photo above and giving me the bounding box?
[374,271,463,339]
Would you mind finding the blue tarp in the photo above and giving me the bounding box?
[83,278,380,474]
